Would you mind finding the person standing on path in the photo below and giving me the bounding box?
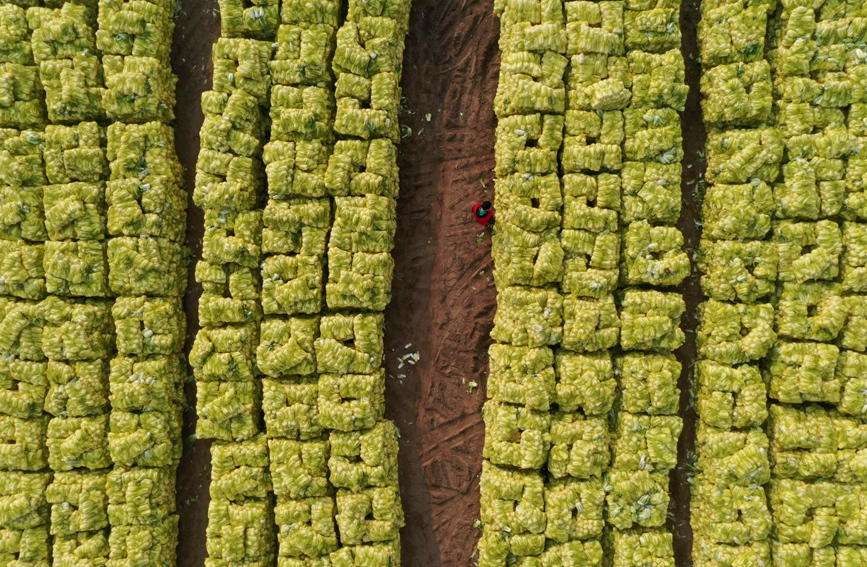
[473,201,495,226]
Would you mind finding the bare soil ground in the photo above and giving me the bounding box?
[170,0,706,565]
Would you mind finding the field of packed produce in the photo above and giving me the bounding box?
[2,0,866,564]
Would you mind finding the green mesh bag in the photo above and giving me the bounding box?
[495,113,564,177]
[40,297,113,361]
[0,471,49,528]
[561,172,617,226]
[107,236,186,296]
[700,60,772,127]
[775,282,845,341]
[624,7,681,53]
[774,6,817,76]
[702,181,774,240]
[554,351,615,415]
[43,122,107,185]
[0,128,45,189]
[774,158,845,220]
[605,469,670,529]
[696,424,770,485]
[565,51,630,112]
[206,499,275,566]
[483,401,551,470]
[491,286,563,347]
[106,121,182,183]
[767,341,841,404]
[493,227,563,288]
[335,486,403,545]
[328,540,401,567]
[197,381,258,441]
[212,38,274,104]
[693,539,769,567]
[0,63,45,129]
[628,49,688,110]
[39,56,107,124]
[705,128,783,185]
[197,92,266,163]
[190,323,258,383]
[0,240,44,299]
[0,526,49,566]
[0,186,45,242]
[46,471,108,535]
[617,352,680,415]
[45,359,109,417]
[612,413,682,472]
[264,140,328,200]
[564,1,624,57]
[844,157,867,221]
[106,466,176,525]
[697,361,767,430]
[217,0,279,39]
[102,55,176,123]
[562,110,623,172]
[108,408,182,467]
[477,530,542,567]
[621,162,681,224]
[333,72,401,142]
[27,5,96,64]
[315,312,383,375]
[692,478,771,544]
[257,317,318,377]
[330,195,396,253]
[621,221,690,287]
[544,476,604,542]
[698,1,770,66]
[317,371,385,432]
[270,84,334,142]
[197,262,262,327]
[619,289,685,351]
[487,344,556,411]
[53,531,109,566]
[0,5,33,65]
[479,460,545,538]
[494,50,568,116]
[109,355,184,413]
[282,0,339,27]
[261,254,323,315]
[561,221,618,298]
[328,421,399,491]
[623,108,682,164]
[211,435,271,501]
[562,294,620,352]
[0,299,43,361]
[96,0,174,60]
[345,0,410,32]
[202,210,262,268]
[0,415,46,470]
[263,198,331,256]
[332,19,404,80]
[769,479,867,547]
[274,496,338,561]
[270,23,336,87]
[262,377,322,440]
[774,220,842,282]
[697,239,778,302]
[840,295,867,352]
[0,358,45,419]
[497,171,562,227]
[325,248,394,311]
[43,182,105,240]
[609,529,673,567]
[322,139,400,198]
[109,515,178,567]
[842,222,867,292]
[113,296,185,356]
[268,438,329,499]
[547,412,609,479]
[697,300,775,364]
[47,415,110,471]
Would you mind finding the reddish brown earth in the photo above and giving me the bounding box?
[170,0,706,565]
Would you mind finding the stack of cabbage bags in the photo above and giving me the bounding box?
[0,5,44,128]
[479,0,687,564]
[693,0,780,563]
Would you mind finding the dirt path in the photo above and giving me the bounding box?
[169,0,705,565]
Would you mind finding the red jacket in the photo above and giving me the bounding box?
[473,203,494,226]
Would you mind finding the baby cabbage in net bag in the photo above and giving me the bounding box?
[108,408,182,467]
[616,352,680,415]
[107,121,183,183]
[619,289,685,351]
[554,351,615,415]
[271,84,334,142]
[46,470,107,535]
[335,486,403,545]
[702,180,774,240]
[697,239,778,303]
[705,127,782,185]
[0,62,45,129]
[324,139,398,199]
[217,0,278,40]
[491,286,563,347]
[264,139,328,200]
[275,496,338,561]
[697,299,775,365]
[0,240,44,299]
[261,254,323,316]
[45,359,109,417]
[112,296,185,356]
[197,263,262,327]
[564,1,624,57]
[96,0,174,60]
[562,110,623,173]
[0,415,46,470]
[262,376,322,441]
[624,5,681,53]
[620,162,681,224]
[623,108,682,164]
[270,23,336,87]
[257,317,318,377]
[494,50,568,116]
[107,236,186,296]
[698,1,770,66]
[612,413,682,472]
[696,361,767,430]
[328,539,401,567]
[106,466,176,526]
[843,222,867,292]
[210,435,272,501]
[212,38,274,104]
[609,529,673,567]
[102,55,176,123]
[43,122,107,185]
[692,539,769,567]
[47,414,110,471]
[0,5,33,65]
[544,476,604,542]
[487,344,556,411]
[565,51,630,112]
[202,209,263,269]
[268,438,329,499]
[44,240,109,298]
[700,60,772,127]
[330,195,396,253]
[622,221,689,287]
[41,297,113,361]
[190,323,258,383]
[629,49,688,111]
[315,312,383,375]
[483,401,551,470]
[109,515,178,567]
[43,181,105,240]
[317,371,385,432]
[479,460,545,537]
[606,469,670,529]
[0,299,44,361]
[325,248,394,311]
[109,355,184,413]
[329,421,399,492]
[696,424,770,486]
[562,294,619,352]
[774,220,842,283]
[197,381,259,441]
[0,471,49,529]
[776,282,845,341]
[767,341,841,404]
[692,478,770,544]
[496,113,564,177]
[547,411,609,479]
[0,358,45,419]
[263,198,330,257]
